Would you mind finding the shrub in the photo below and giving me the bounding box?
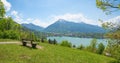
[73,45,76,48]
[60,40,72,47]
[86,38,97,52]
[2,30,20,40]
[97,43,105,54]
[77,44,84,50]
[41,38,44,43]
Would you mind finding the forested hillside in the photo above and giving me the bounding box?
[0,1,37,40]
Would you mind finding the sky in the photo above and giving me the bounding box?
[1,0,120,27]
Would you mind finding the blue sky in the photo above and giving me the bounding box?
[2,0,120,27]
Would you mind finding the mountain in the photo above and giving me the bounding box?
[21,23,44,31]
[44,19,106,33]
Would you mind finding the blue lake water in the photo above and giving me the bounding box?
[47,36,108,47]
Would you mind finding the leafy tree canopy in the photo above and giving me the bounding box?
[96,0,120,14]
[0,0,5,18]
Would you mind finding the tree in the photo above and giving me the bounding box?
[96,0,120,61]
[96,0,120,14]
[87,38,97,52]
[41,38,44,43]
[48,39,52,44]
[0,0,5,18]
[53,39,57,44]
[97,43,105,54]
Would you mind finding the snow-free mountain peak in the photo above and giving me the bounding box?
[44,19,106,33]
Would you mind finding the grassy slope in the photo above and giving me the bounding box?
[0,43,116,63]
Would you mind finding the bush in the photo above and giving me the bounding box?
[73,45,76,48]
[2,30,20,40]
[60,40,72,47]
[77,44,84,50]
[41,38,44,43]
[97,43,105,54]
[86,38,97,52]
[104,39,120,61]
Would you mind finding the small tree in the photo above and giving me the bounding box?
[97,43,105,54]
[53,39,57,44]
[48,39,52,44]
[87,38,97,52]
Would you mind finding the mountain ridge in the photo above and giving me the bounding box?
[44,19,106,33]
[21,19,106,33]
[21,23,44,31]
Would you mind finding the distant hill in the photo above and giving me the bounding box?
[44,19,106,33]
[22,23,44,31]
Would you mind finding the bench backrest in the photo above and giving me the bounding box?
[22,39,33,44]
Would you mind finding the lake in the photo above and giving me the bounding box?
[47,36,108,47]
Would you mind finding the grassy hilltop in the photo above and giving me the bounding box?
[0,42,116,63]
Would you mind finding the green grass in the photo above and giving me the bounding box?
[0,39,19,42]
[0,42,116,63]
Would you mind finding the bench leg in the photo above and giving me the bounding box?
[32,44,37,48]
[22,42,27,46]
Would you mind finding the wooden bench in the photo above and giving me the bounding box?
[22,39,37,48]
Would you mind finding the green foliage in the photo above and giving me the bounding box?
[53,39,57,44]
[0,17,23,40]
[77,44,84,50]
[0,0,5,18]
[96,0,120,62]
[3,30,20,39]
[0,39,19,42]
[104,39,120,62]
[97,43,105,54]
[87,38,97,53]
[0,18,38,40]
[96,0,120,14]
[41,38,44,43]
[60,40,72,47]
[0,1,38,40]
[48,39,52,44]
[0,17,38,40]
[48,39,57,44]
[72,45,76,48]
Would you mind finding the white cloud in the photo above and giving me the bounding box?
[11,10,48,27]
[10,11,120,28]
[1,0,11,11]
[11,10,24,24]
[105,16,120,27]
[31,19,49,28]
[52,13,101,26]
[106,16,120,23]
